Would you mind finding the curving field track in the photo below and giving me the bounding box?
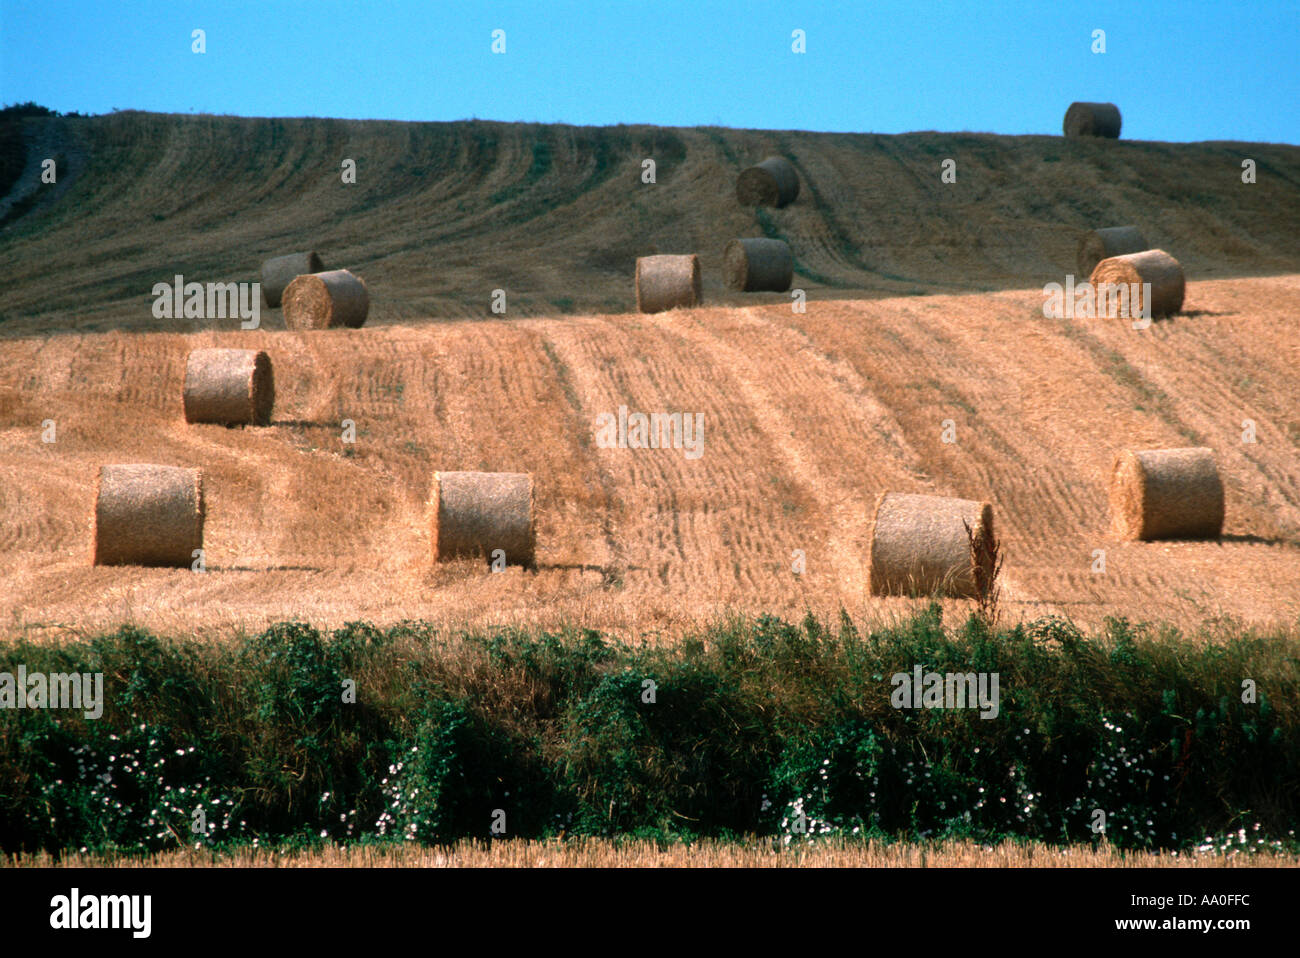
[1,113,1299,640]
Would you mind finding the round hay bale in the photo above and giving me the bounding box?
[1063,102,1122,138]
[1089,248,1185,318]
[429,471,535,567]
[735,156,800,208]
[723,238,794,292]
[92,464,204,567]
[1076,226,1149,278]
[282,269,370,329]
[183,348,274,426]
[261,251,324,308]
[869,492,995,598]
[1109,447,1224,541]
[635,254,702,314]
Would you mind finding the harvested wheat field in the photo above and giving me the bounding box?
[1,275,1298,641]
[2,113,1299,643]
[9,839,1296,869]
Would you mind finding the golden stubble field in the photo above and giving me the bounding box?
[2,276,1298,643]
[3,113,1299,643]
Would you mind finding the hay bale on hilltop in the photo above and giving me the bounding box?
[183,348,274,426]
[261,251,324,307]
[723,238,793,292]
[635,254,702,313]
[1090,248,1185,318]
[282,269,370,329]
[1077,226,1149,278]
[869,492,995,598]
[736,156,800,208]
[92,464,204,567]
[1064,102,1122,138]
[429,471,535,567]
[1109,447,1224,541]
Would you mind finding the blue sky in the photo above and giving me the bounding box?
[3,0,1297,143]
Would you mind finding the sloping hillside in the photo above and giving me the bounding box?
[1,111,1298,333]
[1,113,1298,640]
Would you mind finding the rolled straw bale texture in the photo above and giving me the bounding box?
[735,156,800,208]
[430,471,535,567]
[92,464,204,567]
[1089,248,1185,318]
[261,251,324,307]
[1063,102,1122,138]
[1109,447,1224,541]
[183,348,274,426]
[282,269,370,329]
[723,238,794,292]
[869,492,995,598]
[1076,226,1149,278]
[635,254,702,313]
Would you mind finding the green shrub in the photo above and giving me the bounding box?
[0,611,1295,855]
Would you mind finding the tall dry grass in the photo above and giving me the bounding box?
[8,838,1295,869]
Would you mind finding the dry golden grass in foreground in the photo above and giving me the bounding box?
[9,839,1297,868]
